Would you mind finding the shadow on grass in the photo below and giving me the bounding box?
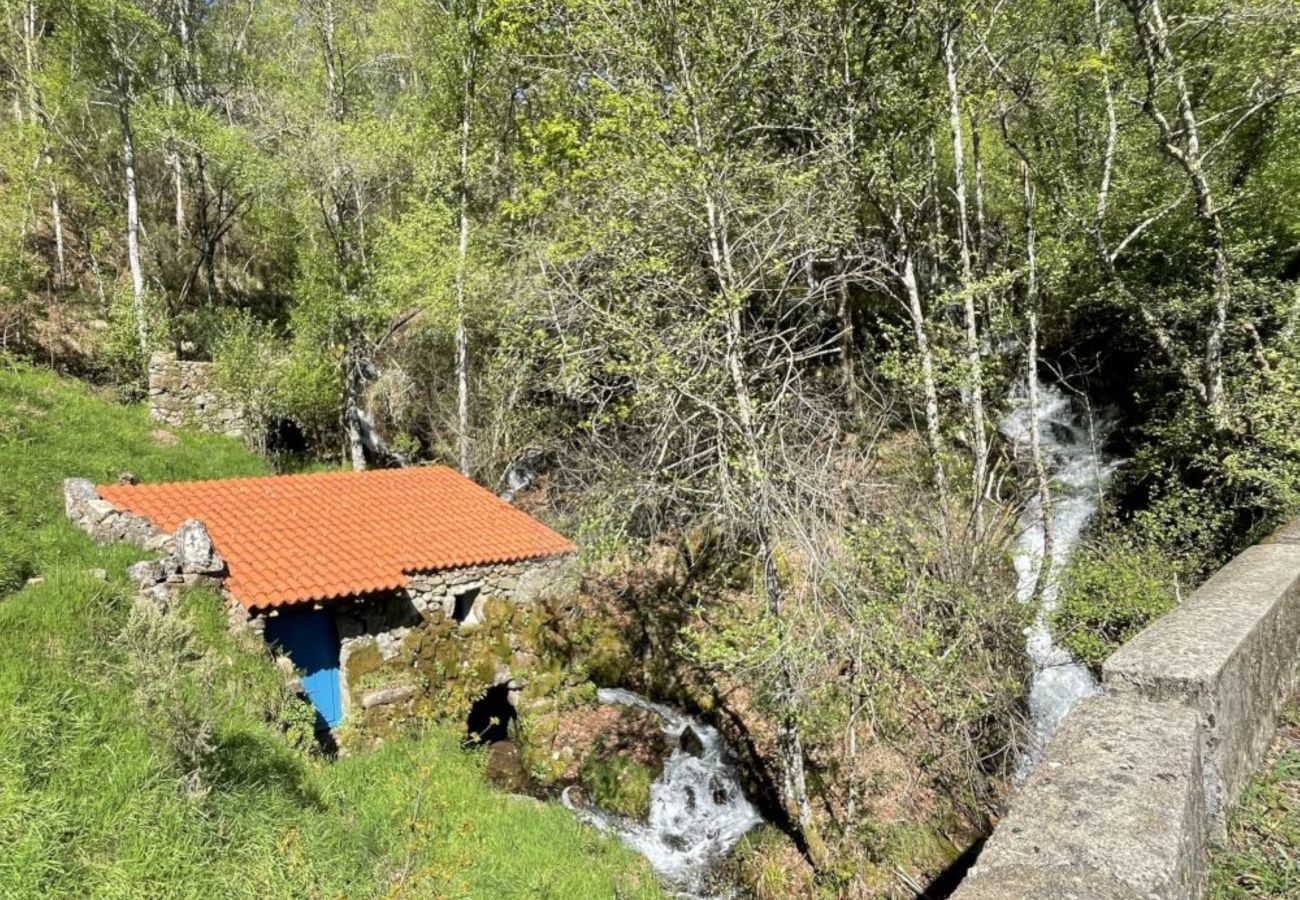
[208,729,325,810]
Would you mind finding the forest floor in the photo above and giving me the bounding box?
[0,361,661,898]
[1210,698,1300,899]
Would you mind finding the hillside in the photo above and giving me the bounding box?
[0,364,660,899]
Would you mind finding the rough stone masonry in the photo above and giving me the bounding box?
[147,351,244,438]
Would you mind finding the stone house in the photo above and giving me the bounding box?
[67,467,576,736]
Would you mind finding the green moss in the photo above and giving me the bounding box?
[344,640,384,680]
[580,754,655,821]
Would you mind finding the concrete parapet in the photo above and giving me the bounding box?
[956,694,1205,899]
[1104,540,1300,834]
[953,517,1300,899]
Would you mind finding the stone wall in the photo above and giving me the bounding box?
[332,554,576,739]
[147,351,244,438]
[953,518,1300,900]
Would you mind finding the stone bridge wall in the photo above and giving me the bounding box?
[954,519,1300,900]
[147,351,244,438]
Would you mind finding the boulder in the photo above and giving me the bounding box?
[679,725,705,757]
[126,560,164,588]
[485,740,533,794]
[62,477,97,522]
[175,519,225,575]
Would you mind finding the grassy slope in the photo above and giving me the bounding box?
[0,363,660,899]
[1211,700,1300,900]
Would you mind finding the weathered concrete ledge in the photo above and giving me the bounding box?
[1105,539,1300,835]
[954,517,1300,900]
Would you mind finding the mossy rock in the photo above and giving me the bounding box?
[579,754,655,821]
[586,627,634,687]
[344,640,383,680]
[726,825,820,900]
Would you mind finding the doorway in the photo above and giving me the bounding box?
[265,607,343,732]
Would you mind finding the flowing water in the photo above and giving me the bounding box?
[1001,379,1122,779]
[563,688,765,895]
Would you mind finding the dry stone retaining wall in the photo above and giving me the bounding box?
[147,351,244,438]
[335,555,575,727]
[954,518,1300,900]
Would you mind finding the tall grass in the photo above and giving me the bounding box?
[0,362,661,899]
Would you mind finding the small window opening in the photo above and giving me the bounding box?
[452,586,481,623]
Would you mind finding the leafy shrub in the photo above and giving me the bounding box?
[1052,537,1180,671]
[580,754,655,820]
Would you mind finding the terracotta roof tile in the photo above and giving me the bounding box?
[98,466,576,611]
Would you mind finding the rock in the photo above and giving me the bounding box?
[62,477,97,521]
[126,560,163,588]
[485,740,533,794]
[361,684,417,709]
[144,531,174,552]
[175,519,225,575]
[679,725,705,757]
[140,584,172,612]
[25,577,44,587]
[86,568,108,581]
[118,471,139,485]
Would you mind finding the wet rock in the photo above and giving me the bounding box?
[485,740,533,794]
[680,725,705,757]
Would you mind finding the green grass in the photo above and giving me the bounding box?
[1211,702,1300,900]
[0,361,661,899]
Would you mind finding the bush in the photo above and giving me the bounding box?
[1052,537,1181,671]
[580,754,655,820]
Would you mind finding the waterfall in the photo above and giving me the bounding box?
[563,688,764,895]
[1001,379,1122,778]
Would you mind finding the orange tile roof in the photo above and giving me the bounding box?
[98,467,576,611]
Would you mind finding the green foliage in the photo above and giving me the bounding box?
[580,754,655,821]
[0,362,661,898]
[1052,535,1181,671]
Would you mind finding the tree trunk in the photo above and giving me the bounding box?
[454,46,474,477]
[942,25,987,538]
[1024,164,1054,602]
[1127,0,1231,425]
[49,180,66,287]
[344,334,367,470]
[115,62,148,355]
[897,208,951,540]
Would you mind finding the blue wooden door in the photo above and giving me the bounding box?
[266,608,343,730]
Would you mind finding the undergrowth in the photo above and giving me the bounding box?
[0,360,661,898]
[1211,701,1300,900]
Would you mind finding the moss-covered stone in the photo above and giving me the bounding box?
[343,640,383,680]
[580,755,655,821]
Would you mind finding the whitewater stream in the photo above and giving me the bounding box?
[1001,379,1122,779]
[563,688,764,896]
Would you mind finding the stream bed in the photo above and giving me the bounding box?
[563,688,765,896]
[1001,378,1122,778]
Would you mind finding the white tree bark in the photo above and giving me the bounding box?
[1023,164,1054,602]
[454,48,474,477]
[942,23,988,535]
[115,60,148,354]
